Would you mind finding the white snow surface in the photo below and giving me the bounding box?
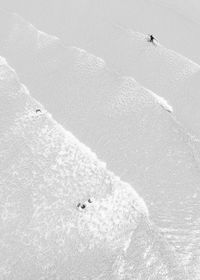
[0,56,188,280]
[0,10,200,137]
[0,5,200,280]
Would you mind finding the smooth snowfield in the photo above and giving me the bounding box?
[0,57,188,279]
[0,13,200,276]
[148,0,200,26]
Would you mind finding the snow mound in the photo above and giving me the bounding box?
[150,91,173,113]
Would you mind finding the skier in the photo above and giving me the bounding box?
[36,109,41,113]
[147,34,157,45]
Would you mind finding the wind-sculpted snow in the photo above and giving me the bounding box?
[93,23,200,138]
[0,57,189,279]
[1,10,200,138]
[71,20,200,138]
[1,0,200,63]
[0,13,200,277]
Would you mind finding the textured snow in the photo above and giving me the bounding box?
[65,20,200,138]
[0,57,187,279]
[0,10,200,138]
[94,23,200,138]
[0,5,200,280]
[0,11,200,276]
[1,0,200,63]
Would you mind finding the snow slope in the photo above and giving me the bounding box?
[0,13,200,274]
[82,22,200,139]
[1,0,200,64]
[1,10,200,138]
[0,56,189,279]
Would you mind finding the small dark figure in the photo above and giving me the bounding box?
[77,198,93,210]
[77,202,86,209]
[147,34,157,45]
[36,109,41,113]
[149,34,154,42]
